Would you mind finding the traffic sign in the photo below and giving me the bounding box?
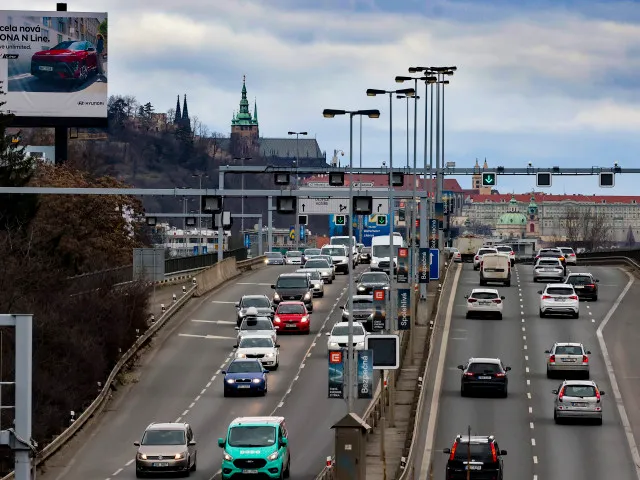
[482,172,496,187]
[289,226,296,241]
[299,197,350,215]
[335,215,346,226]
[429,248,440,280]
[536,172,552,187]
[599,172,614,188]
[377,215,387,226]
[372,198,389,214]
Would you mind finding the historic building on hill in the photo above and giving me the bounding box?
[173,94,191,130]
[223,77,328,167]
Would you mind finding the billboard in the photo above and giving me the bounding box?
[0,10,108,125]
[329,213,390,246]
[357,350,374,399]
[328,350,345,399]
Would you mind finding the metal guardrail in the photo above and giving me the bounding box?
[0,284,197,480]
[576,255,640,271]
[316,260,454,480]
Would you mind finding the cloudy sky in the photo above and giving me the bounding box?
[6,0,640,194]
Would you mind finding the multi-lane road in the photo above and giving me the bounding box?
[40,264,370,480]
[426,263,639,480]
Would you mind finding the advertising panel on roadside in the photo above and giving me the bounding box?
[0,10,108,125]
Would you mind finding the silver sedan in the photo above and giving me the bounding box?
[533,258,565,282]
[552,380,605,425]
[545,342,590,379]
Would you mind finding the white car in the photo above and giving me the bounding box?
[321,245,350,274]
[538,284,579,318]
[234,335,280,370]
[559,247,577,265]
[285,250,303,265]
[325,321,367,351]
[494,245,515,266]
[465,288,505,320]
[473,247,498,270]
[301,258,333,284]
[235,317,277,343]
[296,269,325,297]
[545,342,590,379]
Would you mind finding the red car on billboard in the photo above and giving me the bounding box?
[273,302,310,334]
[30,40,98,83]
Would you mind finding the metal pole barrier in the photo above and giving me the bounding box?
[268,196,274,253]
[241,158,245,239]
[380,369,387,480]
[258,214,263,255]
[420,79,429,302]
[358,115,363,245]
[14,315,32,480]
[198,175,203,254]
[439,80,445,250]
[217,170,224,263]
[387,92,397,429]
[347,114,356,413]
[409,78,419,363]
[295,134,300,250]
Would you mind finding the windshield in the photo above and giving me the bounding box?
[322,247,346,256]
[228,426,276,447]
[305,259,330,268]
[266,253,283,259]
[241,319,273,330]
[555,345,583,355]
[372,245,400,258]
[51,41,86,51]
[563,385,596,397]
[239,337,274,348]
[227,361,264,373]
[306,271,321,280]
[332,325,365,336]
[304,249,321,256]
[331,237,354,247]
[141,429,185,446]
[242,297,271,308]
[540,250,562,257]
[453,443,494,462]
[478,249,497,255]
[467,362,502,374]
[566,276,593,285]
[352,299,373,309]
[286,251,302,257]
[277,304,306,314]
[470,292,499,300]
[276,277,308,288]
[537,260,561,266]
[363,248,371,254]
[360,273,389,283]
[496,246,512,252]
[546,287,574,296]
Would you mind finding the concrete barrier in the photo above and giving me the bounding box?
[194,257,240,297]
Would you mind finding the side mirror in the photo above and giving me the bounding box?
[133,441,140,446]
[263,370,269,374]
[443,448,451,454]
[544,350,551,354]
[464,295,469,299]
[596,279,600,282]
[235,302,240,308]
[221,370,227,374]
[505,366,512,371]
[280,437,288,446]
[218,438,226,448]
[537,290,543,295]
[339,306,344,310]
[457,365,464,370]
[501,296,505,300]
[551,389,558,394]
[275,344,281,348]
[271,285,276,289]
[500,449,507,456]
[325,332,331,336]
[188,440,197,446]
[233,344,239,348]
[234,327,240,331]
[600,391,606,395]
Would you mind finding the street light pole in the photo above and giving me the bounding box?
[192,173,208,254]
[322,108,380,414]
[233,157,251,247]
[288,131,308,250]
[358,115,363,245]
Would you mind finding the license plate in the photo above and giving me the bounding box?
[561,358,576,362]
[242,469,259,474]
[574,285,584,289]
[478,376,491,380]
[237,385,250,389]
[286,324,297,328]
[555,298,566,302]
[572,402,587,407]
[465,465,482,470]
[39,65,53,71]
[484,268,495,272]
[152,462,169,467]
[479,301,491,305]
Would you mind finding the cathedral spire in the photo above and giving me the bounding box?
[174,95,181,124]
[182,94,189,123]
[253,97,258,122]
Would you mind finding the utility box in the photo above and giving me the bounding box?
[331,413,371,480]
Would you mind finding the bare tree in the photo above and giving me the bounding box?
[123,95,138,118]
[166,107,176,126]
[564,206,611,250]
[564,206,582,244]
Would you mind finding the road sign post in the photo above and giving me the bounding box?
[429,248,440,280]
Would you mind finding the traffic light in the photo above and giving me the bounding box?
[536,172,552,187]
[213,211,232,228]
[276,196,296,213]
[353,196,373,215]
[398,208,405,222]
[377,215,387,226]
[298,214,308,225]
[201,195,223,213]
[335,215,346,226]
[274,173,290,185]
[481,172,496,187]
[599,172,614,188]
[328,172,344,186]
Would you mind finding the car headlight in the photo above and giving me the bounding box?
[304,292,311,300]
[236,353,246,358]
[252,378,262,384]
[264,352,275,358]
[239,311,246,317]
[274,292,280,300]
[226,379,235,384]
[267,451,280,461]
[174,452,186,460]
[223,451,233,461]
[329,341,339,347]
[342,310,349,317]
[358,286,366,291]
[137,453,147,460]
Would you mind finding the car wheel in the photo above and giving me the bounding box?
[573,312,580,319]
[546,368,553,379]
[223,389,230,397]
[583,370,590,380]
[465,312,471,319]
[305,329,311,335]
[595,417,603,426]
[539,309,545,318]
[460,384,467,397]
[505,279,511,287]
[501,387,508,398]
[554,411,560,424]
[592,295,598,301]
[136,472,145,478]
[284,457,291,478]
[273,362,279,371]
[497,313,503,320]
[480,279,486,286]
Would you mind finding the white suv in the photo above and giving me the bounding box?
[325,321,367,351]
[538,284,579,318]
[473,247,498,271]
[321,245,350,274]
[494,245,515,266]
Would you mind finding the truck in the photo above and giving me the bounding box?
[453,235,486,263]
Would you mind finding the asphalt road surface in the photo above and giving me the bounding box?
[8,71,106,93]
[40,263,370,480]
[428,263,638,480]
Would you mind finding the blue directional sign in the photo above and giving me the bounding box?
[244,233,251,248]
[193,245,199,256]
[300,225,306,242]
[203,245,208,254]
[429,248,440,280]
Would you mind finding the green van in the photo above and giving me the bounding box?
[218,416,291,479]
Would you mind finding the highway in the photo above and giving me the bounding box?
[428,263,638,480]
[40,263,370,480]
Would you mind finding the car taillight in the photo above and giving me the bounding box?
[467,298,477,303]
[558,386,565,402]
[464,372,474,377]
[493,299,502,304]
[569,295,578,300]
[569,253,576,256]
[480,261,484,268]
[535,255,540,260]
[542,295,552,300]
[475,255,479,260]
[586,284,595,288]
[494,372,506,377]
[449,442,458,460]
[490,442,498,462]
[549,354,555,363]
[301,316,309,323]
[596,389,601,402]
[274,316,281,323]
[559,257,565,261]
[582,355,589,363]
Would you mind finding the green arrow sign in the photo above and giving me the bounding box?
[482,172,496,187]
[377,215,387,226]
[335,215,346,225]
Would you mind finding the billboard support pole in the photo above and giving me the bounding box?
[53,3,69,166]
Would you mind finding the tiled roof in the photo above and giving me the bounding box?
[259,138,324,159]
[466,193,640,204]
[303,174,463,192]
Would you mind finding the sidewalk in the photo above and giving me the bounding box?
[147,282,192,320]
[364,278,440,480]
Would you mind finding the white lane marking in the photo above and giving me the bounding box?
[211,301,237,304]
[521,311,524,315]
[529,406,533,414]
[530,422,534,429]
[113,469,122,476]
[523,335,526,340]
[182,409,188,416]
[592,318,595,323]
[201,388,206,395]
[192,319,236,324]
[125,459,134,466]
[524,345,528,350]
[175,416,182,422]
[277,401,284,408]
[596,270,640,479]
[533,456,538,464]
[215,370,221,375]
[522,326,526,332]
[526,367,530,373]
[534,476,538,480]
[420,265,462,477]
[179,333,236,340]
[527,392,532,399]
[206,382,212,387]
[525,355,529,361]
[527,379,531,385]
[531,438,536,446]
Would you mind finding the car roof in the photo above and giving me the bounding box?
[561,379,598,387]
[470,288,500,294]
[540,248,561,252]
[278,301,306,305]
[559,246,574,250]
[478,247,497,250]
[239,334,274,341]
[351,295,374,300]
[230,358,263,364]
[286,250,302,254]
[146,422,187,431]
[278,272,308,278]
[566,272,593,276]
[468,357,501,364]
[554,342,583,347]
[242,294,270,299]
[455,435,495,444]
[231,416,285,426]
[266,251,283,255]
[545,283,573,288]
[241,316,273,323]
[332,321,365,328]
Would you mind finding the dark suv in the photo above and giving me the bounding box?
[458,357,511,397]
[271,273,314,311]
[564,273,599,301]
[443,434,507,480]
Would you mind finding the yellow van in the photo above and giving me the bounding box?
[480,253,511,287]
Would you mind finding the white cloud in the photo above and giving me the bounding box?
[573,100,640,131]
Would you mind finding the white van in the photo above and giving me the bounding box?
[330,236,357,268]
[480,253,511,287]
[321,245,350,274]
[371,235,405,272]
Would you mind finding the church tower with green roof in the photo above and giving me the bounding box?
[230,76,260,157]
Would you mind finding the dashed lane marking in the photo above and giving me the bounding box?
[179,333,236,340]
[211,301,237,304]
[192,319,236,325]
[113,468,122,476]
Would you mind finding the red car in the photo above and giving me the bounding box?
[274,301,310,334]
[31,40,98,83]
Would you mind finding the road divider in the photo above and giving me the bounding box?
[0,256,266,480]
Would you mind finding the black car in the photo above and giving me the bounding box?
[356,271,390,295]
[458,357,511,397]
[265,251,285,265]
[564,273,599,301]
[235,294,274,326]
[359,247,371,264]
[443,434,507,480]
[341,295,374,330]
[271,273,314,311]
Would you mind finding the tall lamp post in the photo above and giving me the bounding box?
[288,131,308,250]
[322,108,380,413]
[365,86,415,334]
[192,173,208,254]
[233,157,252,241]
